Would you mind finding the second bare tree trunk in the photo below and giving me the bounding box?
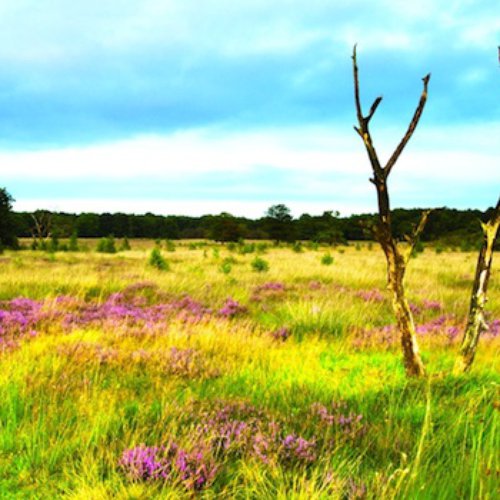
[454,198,500,373]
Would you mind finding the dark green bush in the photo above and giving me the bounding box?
[96,236,116,253]
[149,247,169,271]
[321,253,334,265]
[251,256,269,272]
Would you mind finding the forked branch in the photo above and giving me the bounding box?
[404,209,432,262]
[385,74,431,177]
[352,45,430,181]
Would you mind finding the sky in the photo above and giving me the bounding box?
[0,0,498,218]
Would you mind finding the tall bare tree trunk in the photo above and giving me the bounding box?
[352,46,430,377]
[454,198,500,373]
[385,242,427,377]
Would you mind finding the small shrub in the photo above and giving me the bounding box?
[251,256,269,272]
[165,239,176,252]
[435,243,445,254]
[220,259,232,274]
[97,236,116,253]
[120,237,131,251]
[321,253,334,265]
[69,232,79,251]
[149,248,169,271]
[239,243,255,255]
[459,240,473,252]
[49,235,59,253]
[256,242,268,254]
[292,242,303,253]
[411,240,425,258]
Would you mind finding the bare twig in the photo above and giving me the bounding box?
[385,74,431,177]
[404,209,432,262]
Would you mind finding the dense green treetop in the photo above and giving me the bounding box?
[0,187,18,248]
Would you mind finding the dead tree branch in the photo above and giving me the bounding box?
[385,75,430,177]
[404,209,432,263]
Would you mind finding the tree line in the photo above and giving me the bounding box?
[0,195,495,248]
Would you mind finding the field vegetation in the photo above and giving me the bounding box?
[0,240,498,498]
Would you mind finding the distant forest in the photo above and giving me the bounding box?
[11,204,497,248]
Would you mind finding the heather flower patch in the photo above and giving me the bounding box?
[119,442,180,482]
[256,281,286,292]
[310,402,366,441]
[415,315,460,340]
[308,280,322,290]
[1,288,217,350]
[60,292,212,330]
[250,281,287,302]
[120,442,217,491]
[485,318,500,337]
[119,398,367,490]
[218,298,247,318]
[0,297,45,350]
[270,326,292,342]
[278,433,317,464]
[352,313,500,350]
[355,288,385,303]
[409,302,422,315]
[422,299,443,311]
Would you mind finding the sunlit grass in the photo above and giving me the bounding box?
[0,241,498,497]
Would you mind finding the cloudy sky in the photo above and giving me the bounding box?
[0,0,498,217]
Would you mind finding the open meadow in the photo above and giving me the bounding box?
[0,240,498,499]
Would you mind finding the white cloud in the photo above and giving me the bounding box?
[2,122,497,183]
[13,198,372,218]
[0,125,365,180]
[3,120,498,215]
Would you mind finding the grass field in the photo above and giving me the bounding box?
[0,240,498,499]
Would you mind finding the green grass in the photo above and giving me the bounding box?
[0,241,498,498]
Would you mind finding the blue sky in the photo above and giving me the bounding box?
[0,0,498,217]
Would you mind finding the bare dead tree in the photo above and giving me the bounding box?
[352,45,430,377]
[454,197,500,373]
[31,210,53,247]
